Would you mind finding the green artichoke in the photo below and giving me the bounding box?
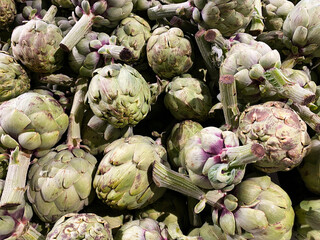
[0,51,30,102]
[27,144,97,223]
[87,63,152,128]
[46,213,113,239]
[295,199,320,240]
[146,26,193,79]
[164,74,212,121]
[166,120,203,169]
[298,137,320,195]
[0,91,69,153]
[69,31,133,78]
[112,14,151,63]
[0,0,16,30]
[282,0,320,59]
[237,101,311,173]
[147,0,255,37]
[114,218,170,240]
[11,6,65,74]
[93,135,169,210]
[15,0,47,25]
[262,0,294,31]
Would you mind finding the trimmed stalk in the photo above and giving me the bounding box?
[0,147,31,208]
[60,12,95,52]
[147,2,192,20]
[42,5,58,23]
[264,68,315,105]
[290,103,320,133]
[219,75,240,129]
[225,143,265,167]
[20,225,45,240]
[67,78,88,149]
[249,0,264,35]
[98,45,133,61]
[152,161,225,209]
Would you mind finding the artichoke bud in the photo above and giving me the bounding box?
[192,8,201,23]
[292,26,308,47]
[81,0,91,14]
[224,194,238,212]
[92,1,108,15]
[75,6,83,16]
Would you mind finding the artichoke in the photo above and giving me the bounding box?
[166,120,203,169]
[51,0,74,9]
[60,0,134,51]
[112,14,151,64]
[68,31,133,78]
[282,0,320,59]
[237,101,311,173]
[147,0,255,37]
[11,6,65,74]
[87,63,152,128]
[295,199,320,240]
[0,51,30,102]
[0,91,69,152]
[93,135,169,210]
[46,213,113,239]
[0,0,16,30]
[164,74,212,121]
[146,26,193,79]
[298,137,320,195]
[114,218,170,240]
[179,126,265,190]
[15,0,47,25]
[262,0,295,31]
[27,144,97,223]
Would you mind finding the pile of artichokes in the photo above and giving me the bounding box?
[2,0,320,239]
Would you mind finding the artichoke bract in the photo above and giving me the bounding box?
[166,120,203,169]
[87,63,152,128]
[146,26,193,79]
[27,144,97,223]
[93,135,169,210]
[295,199,320,240]
[282,0,320,59]
[0,0,16,30]
[0,92,69,152]
[164,74,212,121]
[237,101,311,173]
[298,137,320,195]
[114,218,170,240]
[112,13,152,63]
[147,0,255,37]
[46,213,113,239]
[0,51,30,102]
[11,6,65,74]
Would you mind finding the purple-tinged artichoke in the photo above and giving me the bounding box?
[46,213,113,239]
[146,26,193,79]
[93,135,169,210]
[237,101,311,173]
[11,6,65,74]
[114,218,170,240]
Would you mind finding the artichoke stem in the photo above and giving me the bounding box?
[0,148,31,208]
[249,0,264,35]
[67,78,88,149]
[219,75,240,129]
[195,29,219,83]
[147,2,192,20]
[60,12,95,52]
[98,45,133,61]
[20,225,45,240]
[265,68,315,105]
[226,143,265,167]
[152,161,223,209]
[290,103,320,133]
[42,5,58,23]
